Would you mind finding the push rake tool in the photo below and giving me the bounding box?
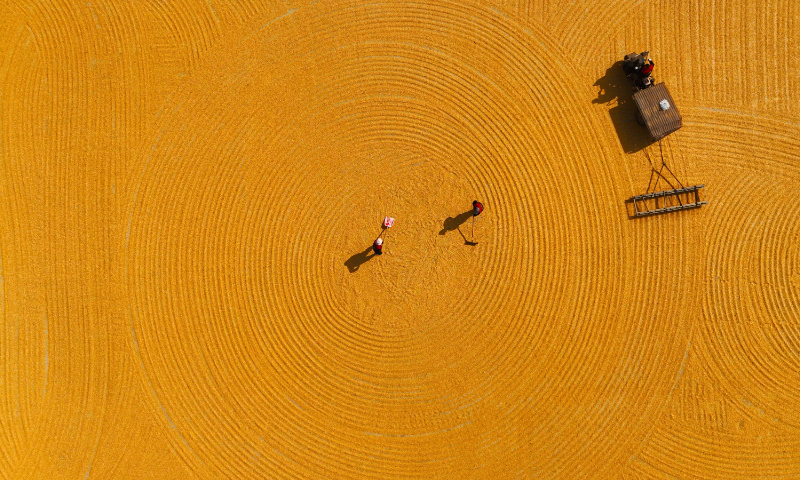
[466,215,478,246]
[381,216,395,245]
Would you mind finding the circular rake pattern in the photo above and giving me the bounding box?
[682,110,800,428]
[0,0,797,478]
[126,1,694,478]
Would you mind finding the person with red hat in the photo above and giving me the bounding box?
[472,200,483,217]
[467,200,484,244]
[641,59,654,77]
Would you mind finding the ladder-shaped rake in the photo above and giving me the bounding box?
[629,141,707,217]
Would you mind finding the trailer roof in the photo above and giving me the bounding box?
[633,83,682,141]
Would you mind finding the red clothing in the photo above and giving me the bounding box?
[472,201,483,216]
[373,242,383,255]
[641,61,654,76]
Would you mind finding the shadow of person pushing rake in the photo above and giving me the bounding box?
[345,246,377,273]
[439,210,477,245]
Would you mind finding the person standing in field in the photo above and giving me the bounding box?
[373,237,383,255]
[472,200,483,217]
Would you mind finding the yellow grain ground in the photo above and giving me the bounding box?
[0,0,798,478]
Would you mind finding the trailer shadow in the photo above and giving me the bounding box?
[593,61,653,153]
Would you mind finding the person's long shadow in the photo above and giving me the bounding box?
[593,61,653,153]
[440,210,473,244]
[345,246,375,273]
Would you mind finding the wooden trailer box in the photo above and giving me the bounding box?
[633,83,682,141]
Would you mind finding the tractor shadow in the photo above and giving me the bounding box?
[440,210,474,245]
[593,61,653,153]
[345,246,376,273]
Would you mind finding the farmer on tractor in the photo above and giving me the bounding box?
[640,58,654,77]
[623,52,655,90]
